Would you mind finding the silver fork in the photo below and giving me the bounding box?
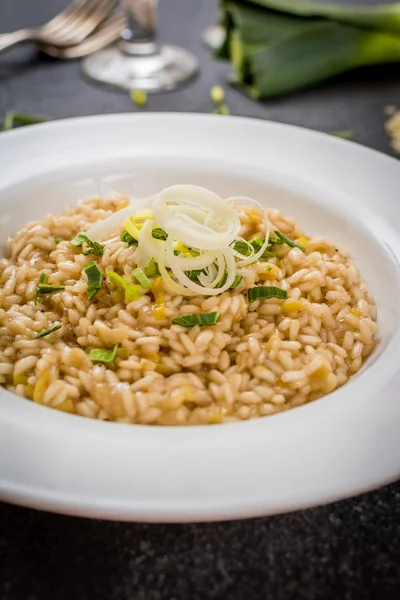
[38,11,126,59]
[0,0,117,55]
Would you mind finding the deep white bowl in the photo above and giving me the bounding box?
[0,114,400,522]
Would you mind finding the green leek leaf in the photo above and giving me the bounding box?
[144,258,159,278]
[274,230,306,252]
[172,311,221,327]
[35,284,65,296]
[151,227,168,241]
[106,270,126,290]
[215,270,228,288]
[125,284,142,303]
[120,229,138,246]
[250,237,276,258]
[88,344,119,363]
[187,269,204,281]
[132,267,151,289]
[330,130,354,139]
[84,262,103,300]
[245,0,400,36]
[1,111,51,131]
[35,323,62,339]
[232,239,253,256]
[248,285,288,302]
[71,233,103,256]
[231,274,243,288]
[71,233,88,247]
[216,1,400,99]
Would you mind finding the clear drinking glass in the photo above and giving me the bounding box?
[82,0,199,92]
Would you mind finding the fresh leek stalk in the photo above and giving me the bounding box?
[217,1,400,98]
[247,0,400,36]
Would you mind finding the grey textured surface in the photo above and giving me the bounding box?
[1,485,400,600]
[1,0,400,153]
[1,1,400,599]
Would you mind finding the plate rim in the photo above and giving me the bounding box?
[1,112,400,522]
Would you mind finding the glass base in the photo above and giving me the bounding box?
[82,43,199,93]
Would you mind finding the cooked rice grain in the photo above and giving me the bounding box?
[0,197,377,425]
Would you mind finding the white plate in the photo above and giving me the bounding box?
[0,114,400,522]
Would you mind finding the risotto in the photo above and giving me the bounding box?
[0,185,377,425]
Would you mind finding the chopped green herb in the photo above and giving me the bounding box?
[213,104,230,116]
[132,267,151,289]
[70,233,88,247]
[88,344,119,364]
[107,270,143,303]
[83,240,104,257]
[120,229,138,246]
[144,258,159,278]
[248,286,288,303]
[36,284,65,296]
[70,233,103,256]
[187,269,204,282]
[173,241,187,254]
[2,111,51,131]
[250,237,275,258]
[151,227,168,241]
[35,323,62,339]
[14,113,51,125]
[53,237,63,244]
[35,273,51,300]
[262,251,275,259]
[130,89,148,107]
[268,235,284,246]
[3,111,14,131]
[274,230,306,252]
[84,261,103,300]
[199,311,221,326]
[125,284,141,303]
[232,240,253,256]
[210,85,225,105]
[330,130,354,140]
[172,311,221,327]
[250,237,264,251]
[173,314,200,327]
[215,270,228,288]
[231,274,242,288]
[106,270,126,290]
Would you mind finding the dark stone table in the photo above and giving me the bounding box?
[1,1,399,599]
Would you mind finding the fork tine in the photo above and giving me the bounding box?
[44,0,107,38]
[43,0,111,37]
[69,0,118,41]
[46,0,117,46]
[40,0,89,36]
[39,12,125,59]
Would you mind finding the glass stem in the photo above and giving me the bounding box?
[120,0,159,56]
